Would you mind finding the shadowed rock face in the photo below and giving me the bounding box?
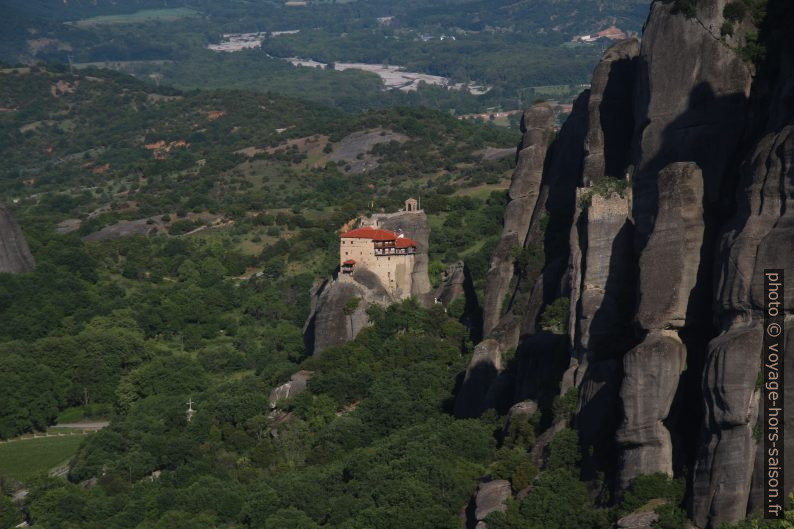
[630,0,752,249]
[464,0,794,524]
[454,339,504,419]
[303,280,381,354]
[0,203,35,274]
[481,103,556,338]
[692,123,794,526]
[617,162,705,488]
[582,38,639,185]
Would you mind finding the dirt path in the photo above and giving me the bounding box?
[54,421,109,430]
[0,422,109,444]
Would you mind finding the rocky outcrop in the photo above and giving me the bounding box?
[462,0,794,523]
[691,122,794,526]
[634,162,706,330]
[434,262,466,306]
[617,333,686,487]
[269,370,312,409]
[0,203,35,274]
[454,339,504,419]
[617,162,704,487]
[304,210,431,354]
[303,277,389,354]
[481,103,556,337]
[630,0,752,248]
[616,511,659,529]
[581,38,639,185]
[569,191,633,366]
[470,479,511,529]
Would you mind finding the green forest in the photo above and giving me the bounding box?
[1,0,648,113]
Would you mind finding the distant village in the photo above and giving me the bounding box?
[571,25,629,43]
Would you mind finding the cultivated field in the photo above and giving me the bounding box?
[0,435,86,483]
[70,8,199,27]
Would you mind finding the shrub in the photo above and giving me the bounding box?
[490,447,538,492]
[672,0,697,18]
[723,1,747,22]
[540,297,570,333]
[740,31,766,64]
[547,428,581,471]
[621,473,686,514]
[551,387,579,423]
[654,503,688,529]
[579,175,628,208]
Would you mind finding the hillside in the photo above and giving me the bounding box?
[2,0,794,528]
[0,62,515,436]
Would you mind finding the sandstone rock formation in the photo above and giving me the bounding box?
[434,262,466,306]
[454,339,504,419]
[462,0,794,524]
[470,479,511,529]
[616,511,659,529]
[581,38,639,186]
[617,162,705,487]
[269,370,312,409]
[0,203,35,274]
[303,275,388,354]
[481,103,556,338]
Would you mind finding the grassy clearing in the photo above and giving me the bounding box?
[70,8,199,27]
[0,435,86,483]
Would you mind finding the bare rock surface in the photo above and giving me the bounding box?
[304,279,388,354]
[472,479,511,523]
[269,370,313,409]
[617,161,704,487]
[630,0,752,246]
[82,218,164,241]
[434,262,466,305]
[0,203,35,274]
[570,191,633,359]
[692,126,794,527]
[635,162,705,330]
[328,128,408,173]
[617,511,659,529]
[454,339,503,419]
[617,334,686,487]
[481,103,556,337]
[582,38,639,185]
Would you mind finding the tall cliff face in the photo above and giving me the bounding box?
[468,0,794,526]
[0,203,35,274]
[481,103,556,340]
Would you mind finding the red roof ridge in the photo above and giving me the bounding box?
[340,226,399,241]
[395,237,417,248]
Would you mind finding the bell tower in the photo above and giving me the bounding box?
[405,197,419,212]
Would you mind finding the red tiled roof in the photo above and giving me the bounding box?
[395,237,417,248]
[343,259,356,266]
[340,227,399,241]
